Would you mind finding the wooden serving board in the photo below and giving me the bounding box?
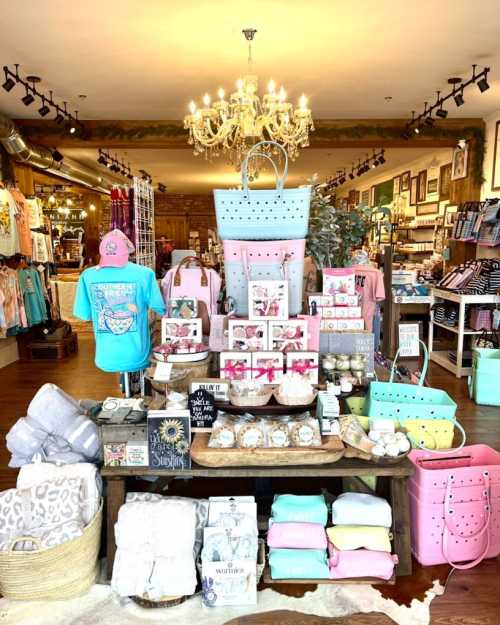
[191,433,344,467]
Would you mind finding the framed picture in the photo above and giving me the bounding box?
[251,351,284,384]
[439,163,452,200]
[161,318,202,345]
[400,171,411,192]
[220,352,252,381]
[451,144,468,181]
[410,176,418,206]
[417,170,427,203]
[416,201,439,216]
[228,320,268,351]
[492,122,500,190]
[369,186,376,208]
[361,189,370,206]
[393,176,401,195]
[169,297,197,319]
[427,178,439,195]
[248,280,288,320]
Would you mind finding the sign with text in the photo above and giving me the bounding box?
[147,411,191,470]
[188,388,216,430]
[398,323,420,357]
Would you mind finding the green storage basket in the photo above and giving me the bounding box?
[469,348,500,406]
[366,340,457,423]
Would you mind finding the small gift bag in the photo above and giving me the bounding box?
[251,352,284,384]
[286,352,319,384]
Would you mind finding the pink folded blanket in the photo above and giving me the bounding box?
[267,522,327,550]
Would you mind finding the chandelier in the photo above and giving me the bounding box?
[184,28,314,178]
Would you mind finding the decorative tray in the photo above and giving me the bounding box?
[190,433,344,468]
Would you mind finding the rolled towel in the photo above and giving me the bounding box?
[6,417,48,464]
[331,493,392,528]
[271,494,328,525]
[268,522,327,550]
[326,525,392,552]
[328,544,398,580]
[269,548,330,580]
[62,414,101,461]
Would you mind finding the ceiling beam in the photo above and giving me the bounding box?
[13,118,484,149]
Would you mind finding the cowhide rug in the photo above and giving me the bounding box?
[0,576,445,625]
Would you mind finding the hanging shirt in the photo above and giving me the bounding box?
[31,232,49,263]
[0,188,19,257]
[18,267,47,326]
[352,264,385,332]
[0,267,27,333]
[73,262,166,373]
[25,197,43,229]
[9,188,32,257]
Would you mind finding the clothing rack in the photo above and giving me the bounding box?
[133,177,155,269]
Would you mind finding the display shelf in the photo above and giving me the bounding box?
[428,288,500,378]
[262,568,396,586]
[213,397,316,416]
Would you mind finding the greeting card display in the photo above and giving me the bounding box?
[220,352,252,380]
[322,268,356,296]
[228,320,268,351]
[248,280,288,320]
[169,297,198,319]
[251,351,284,384]
[286,352,319,384]
[268,319,308,352]
[147,410,191,469]
[161,317,202,344]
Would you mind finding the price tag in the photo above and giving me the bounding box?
[153,362,173,382]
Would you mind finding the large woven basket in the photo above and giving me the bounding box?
[0,502,102,600]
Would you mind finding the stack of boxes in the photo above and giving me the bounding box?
[309,268,364,332]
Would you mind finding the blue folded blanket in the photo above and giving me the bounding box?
[271,494,328,525]
[269,548,330,579]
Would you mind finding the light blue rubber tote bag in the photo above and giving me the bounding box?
[213,140,311,240]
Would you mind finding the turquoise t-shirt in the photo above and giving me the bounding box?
[73,262,165,373]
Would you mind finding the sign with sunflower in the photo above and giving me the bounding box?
[147,410,191,469]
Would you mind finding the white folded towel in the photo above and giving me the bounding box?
[331,492,392,528]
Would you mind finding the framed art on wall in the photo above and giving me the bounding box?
[439,163,452,199]
[410,176,418,205]
[361,189,370,206]
[451,144,468,181]
[417,170,427,203]
[492,121,500,190]
[369,186,376,208]
[416,201,439,216]
[393,176,401,195]
[427,178,439,195]
[400,171,411,192]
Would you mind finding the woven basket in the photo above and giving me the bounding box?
[0,502,102,600]
[229,388,273,407]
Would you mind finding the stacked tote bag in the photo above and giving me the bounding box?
[214,141,311,316]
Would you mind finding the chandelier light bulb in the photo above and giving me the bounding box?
[48,194,56,204]
[80,210,87,219]
[217,88,225,100]
[188,100,197,114]
[268,79,276,94]
[66,198,73,206]
[236,78,244,92]
[299,94,308,109]
[202,93,211,107]
[57,207,63,214]
[89,203,96,212]
[278,87,286,102]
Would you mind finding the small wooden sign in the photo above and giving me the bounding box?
[147,411,191,470]
[189,378,230,402]
[188,388,216,430]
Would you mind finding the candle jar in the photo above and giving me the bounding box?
[335,354,350,371]
[322,355,337,382]
[350,353,367,373]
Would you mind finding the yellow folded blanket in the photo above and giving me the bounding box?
[326,525,392,552]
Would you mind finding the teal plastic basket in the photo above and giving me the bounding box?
[366,340,457,422]
[469,348,500,406]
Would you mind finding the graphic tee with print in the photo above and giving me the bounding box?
[73,262,166,372]
[353,265,385,332]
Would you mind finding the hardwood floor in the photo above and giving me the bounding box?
[0,333,499,624]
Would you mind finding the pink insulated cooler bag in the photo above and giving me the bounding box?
[409,445,500,568]
[327,543,398,580]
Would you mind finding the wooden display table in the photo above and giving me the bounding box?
[101,457,414,580]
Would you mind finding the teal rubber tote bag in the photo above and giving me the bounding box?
[366,340,457,422]
[213,140,311,241]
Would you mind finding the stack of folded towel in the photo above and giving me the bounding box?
[327,492,398,580]
[111,498,198,599]
[267,494,330,580]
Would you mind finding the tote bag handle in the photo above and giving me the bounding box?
[241,140,289,198]
[389,339,429,386]
[405,419,467,455]
[173,256,208,287]
[442,471,491,569]
[241,245,289,281]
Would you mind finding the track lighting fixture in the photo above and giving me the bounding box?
[38,96,50,117]
[404,65,491,137]
[2,65,17,92]
[378,153,386,164]
[97,150,107,166]
[52,149,64,163]
[21,86,34,106]
[157,183,167,193]
[325,150,386,188]
[96,150,136,180]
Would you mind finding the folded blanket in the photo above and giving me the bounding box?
[268,548,330,579]
[6,417,48,465]
[17,462,102,525]
[61,414,101,461]
[268,522,327,550]
[326,525,392,552]
[271,494,328,525]
[27,383,81,435]
[111,548,197,599]
[115,500,196,557]
[331,493,392,528]
[3,520,83,552]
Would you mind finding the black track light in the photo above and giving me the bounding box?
[158,183,167,193]
[21,87,34,106]
[436,106,448,119]
[424,116,435,127]
[52,149,64,163]
[339,175,346,184]
[2,66,15,92]
[454,88,464,107]
[378,153,386,164]
[38,97,50,117]
[349,171,355,180]
[54,109,64,124]
[477,76,490,93]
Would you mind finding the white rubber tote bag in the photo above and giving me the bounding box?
[213,141,311,240]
